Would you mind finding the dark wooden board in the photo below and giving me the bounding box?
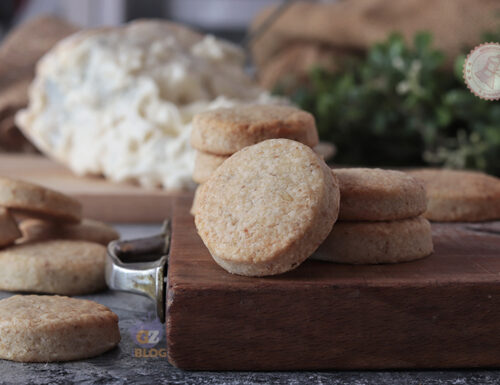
[166,197,500,370]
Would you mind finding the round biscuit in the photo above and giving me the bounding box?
[19,218,119,245]
[333,168,427,221]
[0,177,82,223]
[0,240,106,295]
[407,169,500,222]
[195,139,339,276]
[190,105,319,155]
[0,208,21,248]
[192,151,229,184]
[312,216,433,264]
[0,295,120,362]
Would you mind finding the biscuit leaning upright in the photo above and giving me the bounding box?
[195,139,339,277]
[0,177,82,223]
[0,295,120,362]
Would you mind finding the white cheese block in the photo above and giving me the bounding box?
[16,20,278,190]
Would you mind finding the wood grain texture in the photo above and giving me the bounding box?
[167,197,500,370]
[0,154,192,222]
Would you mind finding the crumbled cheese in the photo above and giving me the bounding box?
[16,21,279,190]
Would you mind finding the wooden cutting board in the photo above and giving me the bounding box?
[167,197,500,370]
[0,154,192,223]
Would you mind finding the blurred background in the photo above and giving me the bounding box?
[1,0,499,176]
[0,0,277,41]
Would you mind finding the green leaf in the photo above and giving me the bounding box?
[414,32,432,52]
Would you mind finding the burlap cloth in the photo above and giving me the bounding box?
[252,0,500,89]
[0,16,77,152]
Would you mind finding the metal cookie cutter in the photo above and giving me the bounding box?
[105,220,171,323]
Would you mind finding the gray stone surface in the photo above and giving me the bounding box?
[0,224,499,384]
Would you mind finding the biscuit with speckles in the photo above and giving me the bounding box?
[407,169,500,222]
[191,105,318,155]
[0,208,21,248]
[19,218,119,245]
[195,139,339,276]
[0,295,120,362]
[333,168,427,221]
[313,216,433,264]
[0,177,81,223]
[0,240,106,295]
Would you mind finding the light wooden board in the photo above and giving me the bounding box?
[167,197,500,370]
[0,154,192,222]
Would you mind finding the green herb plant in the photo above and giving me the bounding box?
[277,32,500,175]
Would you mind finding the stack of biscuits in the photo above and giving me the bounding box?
[194,151,435,276]
[313,168,434,264]
[190,104,319,213]
[192,105,436,276]
[0,176,120,295]
[0,177,120,362]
